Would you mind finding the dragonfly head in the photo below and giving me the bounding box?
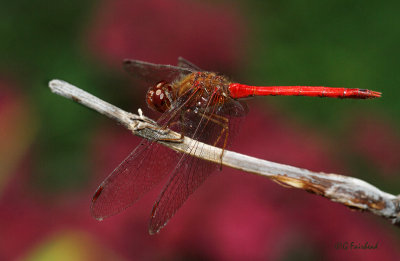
[146,81,175,113]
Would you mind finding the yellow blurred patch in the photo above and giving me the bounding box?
[20,230,123,261]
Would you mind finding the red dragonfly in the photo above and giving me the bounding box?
[91,57,381,234]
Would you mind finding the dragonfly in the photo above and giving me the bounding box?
[91,57,381,234]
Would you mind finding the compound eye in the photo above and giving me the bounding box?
[146,81,173,113]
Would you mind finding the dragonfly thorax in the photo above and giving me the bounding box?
[147,72,231,113]
[176,72,230,97]
[171,72,231,110]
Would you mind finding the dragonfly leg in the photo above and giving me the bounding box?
[146,122,184,142]
[198,112,229,169]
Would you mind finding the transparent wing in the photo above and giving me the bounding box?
[149,147,216,234]
[91,139,181,220]
[123,59,195,85]
[149,95,248,234]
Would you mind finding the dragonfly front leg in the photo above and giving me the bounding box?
[146,121,184,143]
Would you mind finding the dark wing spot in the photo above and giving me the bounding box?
[92,186,104,203]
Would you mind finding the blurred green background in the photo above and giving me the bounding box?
[1,0,399,260]
[248,0,399,123]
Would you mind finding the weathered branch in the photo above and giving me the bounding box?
[48,79,400,226]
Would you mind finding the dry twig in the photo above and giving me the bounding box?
[48,79,400,226]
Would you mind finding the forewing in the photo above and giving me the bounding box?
[123,59,194,85]
[91,139,180,220]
